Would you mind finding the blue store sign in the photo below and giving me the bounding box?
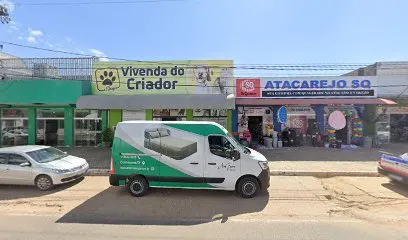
[278,106,288,124]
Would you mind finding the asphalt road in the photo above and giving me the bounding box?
[0,215,407,240]
[0,176,407,239]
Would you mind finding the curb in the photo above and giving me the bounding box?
[86,169,381,177]
[269,170,381,177]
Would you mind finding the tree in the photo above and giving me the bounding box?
[0,4,11,24]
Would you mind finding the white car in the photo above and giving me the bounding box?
[0,145,89,190]
[3,129,29,139]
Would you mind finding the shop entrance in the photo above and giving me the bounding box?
[37,109,65,146]
[37,119,64,146]
[335,119,351,144]
[248,116,263,144]
[45,120,58,145]
[161,117,178,121]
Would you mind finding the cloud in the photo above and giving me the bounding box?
[17,36,23,40]
[45,42,54,48]
[28,28,43,37]
[65,37,72,42]
[0,0,15,13]
[9,25,18,31]
[89,48,109,62]
[25,28,44,44]
[76,48,85,54]
[27,36,36,43]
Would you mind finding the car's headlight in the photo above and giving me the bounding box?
[258,161,269,170]
[51,169,70,174]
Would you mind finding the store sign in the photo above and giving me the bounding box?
[236,78,261,97]
[286,107,314,115]
[236,77,378,98]
[92,60,234,95]
[288,116,307,134]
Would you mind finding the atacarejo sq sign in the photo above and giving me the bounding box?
[236,77,378,98]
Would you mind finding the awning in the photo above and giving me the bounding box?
[236,98,397,106]
[76,94,235,110]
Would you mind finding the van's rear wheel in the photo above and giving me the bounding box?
[237,177,260,198]
[127,176,149,197]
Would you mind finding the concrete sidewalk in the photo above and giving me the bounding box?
[268,161,380,177]
[258,143,407,162]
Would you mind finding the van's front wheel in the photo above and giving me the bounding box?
[128,176,149,197]
[237,177,260,198]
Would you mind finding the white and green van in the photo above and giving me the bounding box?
[109,121,270,198]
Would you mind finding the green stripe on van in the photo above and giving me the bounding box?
[164,123,227,136]
[113,137,215,188]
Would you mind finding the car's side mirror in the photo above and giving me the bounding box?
[232,150,240,161]
[20,162,31,167]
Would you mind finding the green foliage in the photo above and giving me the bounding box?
[102,127,114,146]
[0,5,11,24]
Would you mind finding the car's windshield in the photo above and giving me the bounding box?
[227,134,251,154]
[26,147,68,163]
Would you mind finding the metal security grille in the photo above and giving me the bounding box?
[0,57,96,81]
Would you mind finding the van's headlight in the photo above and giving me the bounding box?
[51,169,70,174]
[258,161,269,170]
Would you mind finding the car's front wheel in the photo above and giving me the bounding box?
[35,175,54,191]
[237,176,260,198]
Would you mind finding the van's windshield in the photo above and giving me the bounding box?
[227,134,251,154]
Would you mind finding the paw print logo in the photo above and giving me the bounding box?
[95,68,120,92]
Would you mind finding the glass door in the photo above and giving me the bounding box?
[74,110,102,146]
[37,109,65,146]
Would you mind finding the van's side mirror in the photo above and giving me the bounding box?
[20,162,31,167]
[232,150,240,161]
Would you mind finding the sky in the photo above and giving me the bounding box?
[1,0,408,69]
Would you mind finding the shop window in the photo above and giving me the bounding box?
[153,109,186,121]
[1,109,29,146]
[193,109,227,117]
[376,111,390,143]
[75,110,102,118]
[1,109,28,118]
[390,114,408,142]
[122,110,146,121]
[193,109,228,129]
[74,110,102,146]
[37,109,65,118]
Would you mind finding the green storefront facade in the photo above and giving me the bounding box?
[0,79,234,147]
[0,79,101,147]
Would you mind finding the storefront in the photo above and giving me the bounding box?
[0,59,236,147]
[375,106,408,143]
[233,77,396,148]
[0,75,108,147]
[76,60,235,134]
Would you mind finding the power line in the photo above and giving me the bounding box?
[13,0,188,6]
[2,72,408,90]
[1,41,374,70]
